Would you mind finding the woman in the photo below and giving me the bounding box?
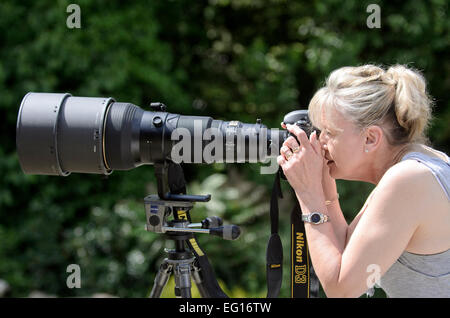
[277,64,450,297]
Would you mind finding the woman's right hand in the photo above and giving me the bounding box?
[281,122,338,201]
[317,137,338,202]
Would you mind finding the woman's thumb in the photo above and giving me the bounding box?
[309,130,321,154]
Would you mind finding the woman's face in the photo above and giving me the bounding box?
[318,107,367,180]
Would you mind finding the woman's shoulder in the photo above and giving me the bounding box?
[383,145,450,199]
[376,157,447,205]
[381,157,432,186]
[386,150,450,254]
[385,145,448,181]
[402,144,449,163]
[377,152,449,212]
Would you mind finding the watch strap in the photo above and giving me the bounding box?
[302,212,329,224]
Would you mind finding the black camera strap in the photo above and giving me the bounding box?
[185,233,228,298]
[266,170,283,297]
[266,168,320,298]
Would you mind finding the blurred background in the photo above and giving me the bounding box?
[0,0,448,298]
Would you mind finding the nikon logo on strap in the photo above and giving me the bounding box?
[295,232,305,263]
[291,206,317,298]
[294,232,308,285]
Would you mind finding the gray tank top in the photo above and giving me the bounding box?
[377,151,450,298]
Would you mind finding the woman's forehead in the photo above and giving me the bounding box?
[320,106,345,132]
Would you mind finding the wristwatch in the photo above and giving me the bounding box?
[301,212,329,224]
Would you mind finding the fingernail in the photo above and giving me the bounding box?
[311,130,318,142]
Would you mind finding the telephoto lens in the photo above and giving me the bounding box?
[16,92,286,176]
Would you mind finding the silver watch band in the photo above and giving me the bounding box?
[302,212,329,224]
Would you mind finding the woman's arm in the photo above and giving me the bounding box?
[323,184,348,254]
[318,136,348,253]
[298,161,428,297]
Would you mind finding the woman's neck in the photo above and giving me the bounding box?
[369,143,413,185]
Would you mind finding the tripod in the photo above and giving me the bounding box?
[149,230,207,298]
[146,161,240,298]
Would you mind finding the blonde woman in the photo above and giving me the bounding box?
[277,64,450,297]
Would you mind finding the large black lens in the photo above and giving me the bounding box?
[16,92,284,176]
[16,93,114,175]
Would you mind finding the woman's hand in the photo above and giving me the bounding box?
[277,124,325,202]
[320,147,338,201]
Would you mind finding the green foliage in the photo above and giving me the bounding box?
[0,0,448,298]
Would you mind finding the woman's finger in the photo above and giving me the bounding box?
[309,130,321,155]
[283,136,300,153]
[286,124,311,151]
[280,145,293,160]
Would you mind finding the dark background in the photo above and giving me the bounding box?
[0,0,448,298]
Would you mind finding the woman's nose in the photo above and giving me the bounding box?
[318,132,326,148]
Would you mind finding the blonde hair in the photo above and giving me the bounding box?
[308,64,433,146]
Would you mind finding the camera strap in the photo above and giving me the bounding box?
[266,169,320,298]
[185,234,229,298]
[266,170,283,297]
[290,202,320,298]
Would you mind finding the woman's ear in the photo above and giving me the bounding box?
[364,125,383,153]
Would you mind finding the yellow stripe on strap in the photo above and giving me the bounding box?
[189,238,204,256]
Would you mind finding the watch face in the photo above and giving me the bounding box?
[310,213,321,223]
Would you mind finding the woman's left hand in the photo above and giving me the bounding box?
[277,124,324,201]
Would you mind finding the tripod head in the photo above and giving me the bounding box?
[144,194,241,240]
[146,160,241,239]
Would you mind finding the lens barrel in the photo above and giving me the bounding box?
[16,92,283,176]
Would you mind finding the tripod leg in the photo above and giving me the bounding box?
[174,263,192,298]
[191,260,209,298]
[149,261,172,298]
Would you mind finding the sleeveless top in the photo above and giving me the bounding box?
[377,151,450,298]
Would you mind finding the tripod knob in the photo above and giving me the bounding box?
[201,216,223,229]
[209,225,241,241]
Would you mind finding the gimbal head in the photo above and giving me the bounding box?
[144,194,241,240]
[148,160,241,240]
